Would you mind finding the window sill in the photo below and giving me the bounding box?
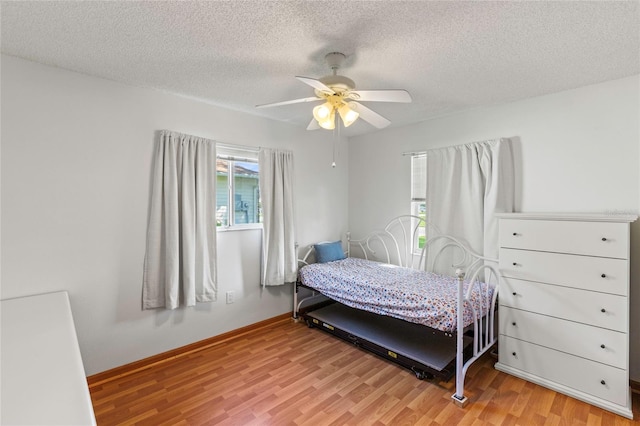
[217,224,263,232]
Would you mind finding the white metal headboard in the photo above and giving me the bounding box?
[346,215,496,275]
[347,215,430,269]
[297,215,499,291]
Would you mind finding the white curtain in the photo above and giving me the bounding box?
[426,138,514,271]
[142,130,217,309]
[259,148,296,286]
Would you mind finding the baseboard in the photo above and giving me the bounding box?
[87,312,291,388]
[631,379,640,394]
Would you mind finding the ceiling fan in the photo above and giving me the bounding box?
[256,52,412,130]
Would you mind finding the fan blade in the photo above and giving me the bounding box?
[307,118,320,130]
[348,102,391,129]
[347,89,412,103]
[295,76,335,95]
[256,96,322,108]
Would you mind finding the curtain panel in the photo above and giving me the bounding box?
[142,130,217,309]
[259,148,296,286]
[425,138,514,272]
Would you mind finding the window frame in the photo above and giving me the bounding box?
[216,145,262,231]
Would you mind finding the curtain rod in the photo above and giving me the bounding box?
[402,138,507,157]
[161,131,262,152]
[217,142,260,152]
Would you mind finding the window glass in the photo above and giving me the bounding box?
[232,161,260,225]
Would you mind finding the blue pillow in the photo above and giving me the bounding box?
[314,241,346,263]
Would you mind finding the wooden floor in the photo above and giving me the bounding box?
[90,318,640,425]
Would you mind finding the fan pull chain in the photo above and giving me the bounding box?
[332,118,339,168]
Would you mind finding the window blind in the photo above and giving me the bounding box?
[411,154,427,202]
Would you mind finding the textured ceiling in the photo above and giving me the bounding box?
[2,1,639,137]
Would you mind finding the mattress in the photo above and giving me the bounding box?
[298,257,495,333]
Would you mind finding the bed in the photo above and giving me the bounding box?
[294,215,499,407]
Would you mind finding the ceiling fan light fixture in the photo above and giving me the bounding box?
[313,102,332,121]
[318,111,335,129]
[338,103,359,127]
[313,102,336,129]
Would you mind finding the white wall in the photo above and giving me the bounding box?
[0,55,349,375]
[348,75,640,379]
[4,53,639,382]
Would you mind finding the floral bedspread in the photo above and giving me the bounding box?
[298,257,495,333]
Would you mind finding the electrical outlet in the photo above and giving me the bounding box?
[226,291,234,304]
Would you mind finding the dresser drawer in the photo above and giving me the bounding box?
[499,219,629,259]
[499,248,628,296]
[498,336,628,406]
[499,306,627,369]
[500,278,628,332]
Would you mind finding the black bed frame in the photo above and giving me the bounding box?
[297,282,473,381]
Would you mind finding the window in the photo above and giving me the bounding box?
[216,145,261,228]
[411,154,427,250]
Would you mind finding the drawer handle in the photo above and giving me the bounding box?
[601,308,606,313]
[601,237,607,241]
[512,232,518,236]
[600,344,606,349]
[512,292,517,296]
[601,274,606,278]
[512,262,517,266]
[512,352,517,356]
[512,322,517,326]
[600,380,606,385]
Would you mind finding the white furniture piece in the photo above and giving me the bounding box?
[1,291,97,425]
[494,213,636,419]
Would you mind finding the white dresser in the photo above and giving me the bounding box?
[1,291,97,425]
[494,213,636,419]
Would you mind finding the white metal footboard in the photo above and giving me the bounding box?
[422,232,499,406]
[452,265,499,406]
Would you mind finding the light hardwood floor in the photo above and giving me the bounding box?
[90,317,639,425]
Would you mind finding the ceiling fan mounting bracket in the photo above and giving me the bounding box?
[325,52,346,71]
[314,52,355,96]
